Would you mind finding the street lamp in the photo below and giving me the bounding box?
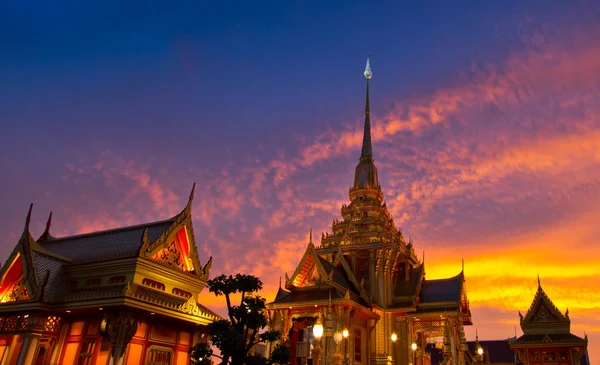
[342,328,350,365]
[334,330,343,353]
[312,321,324,365]
[313,322,324,340]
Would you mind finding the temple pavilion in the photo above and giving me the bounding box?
[265,58,472,365]
[0,186,218,365]
[510,278,589,365]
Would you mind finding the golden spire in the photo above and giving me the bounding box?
[360,57,373,163]
[352,57,380,193]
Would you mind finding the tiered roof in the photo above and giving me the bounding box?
[0,185,219,325]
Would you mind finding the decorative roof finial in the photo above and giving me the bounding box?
[537,274,541,287]
[44,211,52,233]
[279,276,282,288]
[188,182,196,204]
[476,329,479,340]
[462,258,465,272]
[360,57,373,163]
[364,57,372,79]
[25,203,33,231]
[309,228,313,244]
[38,211,55,242]
[422,250,425,264]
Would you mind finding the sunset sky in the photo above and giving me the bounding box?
[1,1,599,362]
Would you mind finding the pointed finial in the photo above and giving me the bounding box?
[24,204,33,231]
[422,250,425,264]
[38,211,55,242]
[476,329,479,340]
[309,228,313,244]
[462,258,465,272]
[279,276,282,288]
[537,274,541,287]
[359,56,373,163]
[188,183,196,204]
[364,57,372,79]
[44,211,52,232]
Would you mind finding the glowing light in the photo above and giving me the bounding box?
[343,328,349,338]
[313,323,324,339]
[477,348,483,356]
[334,331,343,344]
[411,343,417,351]
[391,332,397,342]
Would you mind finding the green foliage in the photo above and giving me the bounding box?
[189,274,290,365]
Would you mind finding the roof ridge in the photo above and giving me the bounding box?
[42,216,176,243]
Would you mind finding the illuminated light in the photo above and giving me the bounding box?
[391,332,397,342]
[99,308,103,310]
[313,323,324,339]
[477,348,483,356]
[334,331,343,344]
[411,343,417,351]
[66,310,71,313]
[343,328,349,338]
[150,312,155,315]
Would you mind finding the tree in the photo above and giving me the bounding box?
[189,274,291,365]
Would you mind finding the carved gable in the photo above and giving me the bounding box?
[149,226,195,272]
[0,254,30,303]
[520,281,570,335]
[531,303,561,323]
[287,242,333,289]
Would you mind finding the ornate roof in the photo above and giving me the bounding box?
[0,186,218,326]
[419,271,464,304]
[518,277,571,335]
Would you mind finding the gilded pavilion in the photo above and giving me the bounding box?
[266,59,472,365]
[510,278,589,365]
[0,186,218,365]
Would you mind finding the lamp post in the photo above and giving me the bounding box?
[342,328,350,365]
[389,332,397,365]
[312,321,324,365]
[411,342,417,365]
[477,347,484,363]
[333,330,344,365]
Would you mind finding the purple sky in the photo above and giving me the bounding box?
[1,1,599,362]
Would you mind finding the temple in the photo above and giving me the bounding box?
[510,277,589,365]
[265,58,472,365]
[0,185,218,365]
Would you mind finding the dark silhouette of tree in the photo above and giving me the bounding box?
[189,274,290,365]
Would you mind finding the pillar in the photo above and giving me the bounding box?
[1,335,20,365]
[16,333,41,365]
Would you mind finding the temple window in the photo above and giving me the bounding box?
[84,278,101,286]
[44,316,61,332]
[142,278,166,291]
[354,329,361,363]
[77,341,96,365]
[172,288,193,299]
[145,345,173,365]
[542,351,557,361]
[558,351,569,360]
[108,276,126,285]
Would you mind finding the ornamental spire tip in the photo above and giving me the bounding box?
[364,57,372,79]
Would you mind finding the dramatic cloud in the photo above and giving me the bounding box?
[1,19,599,362]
